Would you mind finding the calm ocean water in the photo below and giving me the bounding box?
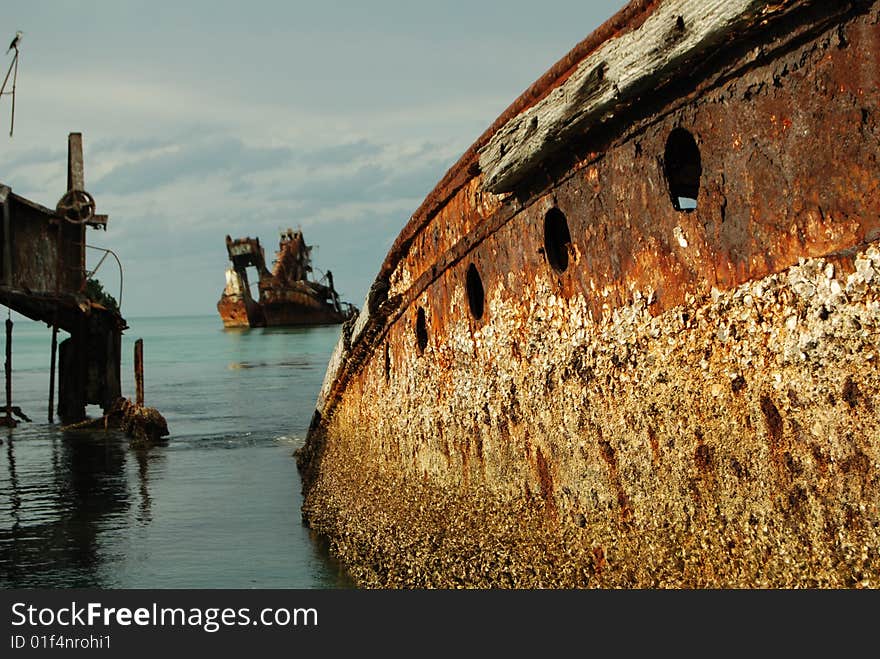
[0,314,353,588]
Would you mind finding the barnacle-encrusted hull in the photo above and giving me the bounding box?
[298,0,880,587]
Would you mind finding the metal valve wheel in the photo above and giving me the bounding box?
[56,189,96,224]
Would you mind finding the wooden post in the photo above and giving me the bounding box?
[67,133,84,192]
[5,317,11,418]
[48,324,57,422]
[57,331,86,423]
[67,133,86,284]
[134,338,144,406]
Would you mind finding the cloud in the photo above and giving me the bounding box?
[91,135,183,155]
[299,140,383,169]
[93,137,295,195]
[6,106,468,318]
[3,147,64,170]
[3,0,626,317]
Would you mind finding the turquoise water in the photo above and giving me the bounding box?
[0,314,353,588]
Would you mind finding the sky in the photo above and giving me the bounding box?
[1,0,625,318]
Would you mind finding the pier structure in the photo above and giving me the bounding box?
[0,132,123,423]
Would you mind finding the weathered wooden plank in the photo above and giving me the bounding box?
[315,331,346,416]
[478,0,800,193]
[67,132,84,191]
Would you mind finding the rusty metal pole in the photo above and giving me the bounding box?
[134,338,144,406]
[48,324,57,422]
[5,317,12,419]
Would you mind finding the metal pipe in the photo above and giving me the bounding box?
[85,245,124,310]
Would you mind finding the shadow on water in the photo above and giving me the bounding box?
[0,428,136,588]
[306,528,357,589]
[0,424,356,589]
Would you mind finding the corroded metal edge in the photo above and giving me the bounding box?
[312,0,869,426]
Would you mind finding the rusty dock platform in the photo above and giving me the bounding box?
[298,0,880,587]
[1,132,167,442]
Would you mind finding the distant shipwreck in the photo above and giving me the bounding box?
[217,228,358,328]
[298,0,880,588]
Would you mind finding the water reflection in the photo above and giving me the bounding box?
[0,428,162,588]
[0,424,353,588]
[132,446,154,526]
[1,317,353,588]
[5,432,20,532]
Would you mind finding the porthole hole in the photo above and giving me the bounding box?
[466,263,485,320]
[415,306,428,354]
[664,127,702,213]
[543,207,572,273]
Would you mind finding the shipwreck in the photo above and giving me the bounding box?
[217,228,358,329]
[297,0,880,588]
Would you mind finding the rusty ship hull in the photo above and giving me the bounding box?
[298,0,880,588]
[218,229,357,329]
[218,294,351,329]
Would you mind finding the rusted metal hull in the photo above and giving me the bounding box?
[218,229,358,329]
[217,294,264,329]
[261,303,352,327]
[298,0,880,587]
[217,294,353,328]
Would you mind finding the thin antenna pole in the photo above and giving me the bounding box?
[9,51,17,137]
[0,54,14,98]
[0,51,19,137]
